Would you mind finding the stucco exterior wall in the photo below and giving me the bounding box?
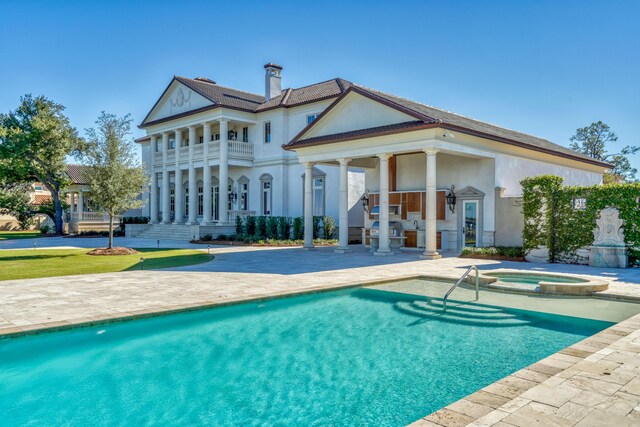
[494,188,524,247]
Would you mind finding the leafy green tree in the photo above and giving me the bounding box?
[0,181,35,229]
[81,112,147,249]
[569,121,639,182]
[0,95,83,233]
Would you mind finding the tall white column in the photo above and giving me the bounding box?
[422,149,442,259]
[202,123,212,225]
[187,126,197,225]
[149,136,158,224]
[218,119,229,224]
[77,191,84,221]
[375,154,392,255]
[336,158,351,253]
[161,132,171,224]
[303,162,314,249]
[173,130,184,224]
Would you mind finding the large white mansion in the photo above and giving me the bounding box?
[132,63,610,257]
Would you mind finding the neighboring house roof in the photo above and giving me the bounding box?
[139,77,352,128]
[33,194,52,205]
[65,164,91,185]
[284,85,613,169]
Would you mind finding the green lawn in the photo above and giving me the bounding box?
[0,231,42,240]
[0,248,213,281]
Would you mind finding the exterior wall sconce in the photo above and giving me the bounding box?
[360,190,370,212]
[230,189,238,203]
[446,185,456,213]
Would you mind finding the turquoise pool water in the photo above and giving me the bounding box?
[0,288,611,426]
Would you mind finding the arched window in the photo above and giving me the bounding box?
[259,173,273,215]
[197,180,204,216]
[238,175,249,211]
[301,167,326,216]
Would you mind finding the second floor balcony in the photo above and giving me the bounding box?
[153,139,254,165]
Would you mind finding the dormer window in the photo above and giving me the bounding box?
[307,114,319,125]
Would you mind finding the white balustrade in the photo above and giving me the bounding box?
[152,133,253,165]
[71,212,121,222]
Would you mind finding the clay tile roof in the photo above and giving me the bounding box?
[256,78,352,112]
[284,84,612,168]
[65,164,91,185]
[175,76,265,112]
[33,194,52,205]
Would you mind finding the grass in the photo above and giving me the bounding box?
[0,248,213,281]
[0,231,42,240]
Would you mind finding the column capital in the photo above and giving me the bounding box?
[188,125,197,130]
[302,161,314,168]
[337,158,352,165]
[218,118,229,124]
[377,153,392,160]
[162,131,170,137]
[423,148,439,155]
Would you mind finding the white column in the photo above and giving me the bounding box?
[161,132,171,224]
[173,130,184,224]
[303,162,314,249]
[187,126,197,225]
[77,191,84,221]
[422,149,442,259]
[336,158,351,253]
[202,123,212,225]
[149,136,158,224]
[375,154,392,255]
[218,119,229,224]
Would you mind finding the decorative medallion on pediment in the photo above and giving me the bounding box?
[170,87,192,114]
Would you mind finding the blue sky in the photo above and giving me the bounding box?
[1,0,639,171]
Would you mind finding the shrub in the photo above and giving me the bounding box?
[245,216,257,237]
[255,216,267,239]
[322,216,336,239]
[312,216,322,239]
[39,224,51,234]
[266,216,278,239]
[235,216,243,236]
[201,233,213,241]
[292,217,304,240]
[217,234,227,241]
[460,246,523,258]
[277,216,292,240]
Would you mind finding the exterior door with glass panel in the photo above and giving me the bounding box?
[463,200,478,247]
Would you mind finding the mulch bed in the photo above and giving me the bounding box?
[459,254,526,262]
[87,247,140,256]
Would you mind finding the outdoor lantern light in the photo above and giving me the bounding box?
[33,241,37,250]
[230,189,238,203]
[446,185,456,213]
[139,257,145,270]
[361,191,370,212]
[207,244,210,254]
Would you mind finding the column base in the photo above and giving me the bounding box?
[185,221,197,226]
[334,247,352,253]
[173,221,184,225]
[303,244,315,251]
[162,220,172,225]
[420,251,442,260]
[374,250,394,257]
[150,221,159,225]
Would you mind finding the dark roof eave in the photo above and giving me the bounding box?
[285,122,612,169]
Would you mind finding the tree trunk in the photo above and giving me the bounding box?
[51,191,64,234]
[108,214,114,249]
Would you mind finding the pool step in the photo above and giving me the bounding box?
[411,301,518,320]
[394,301,532,327]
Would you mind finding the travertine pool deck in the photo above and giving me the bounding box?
[1,240,640,426]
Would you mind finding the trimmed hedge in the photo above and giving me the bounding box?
[521,175,640,265]
[233,215,337,241]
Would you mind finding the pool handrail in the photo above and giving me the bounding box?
[443,265,479,312]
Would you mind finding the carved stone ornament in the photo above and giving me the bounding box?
[170,88,192,113]
[593,207,625,247]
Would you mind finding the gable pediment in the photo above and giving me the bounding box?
[143,80,214,124]
[296,90,423,141]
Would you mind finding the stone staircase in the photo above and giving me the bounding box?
[134,224,196,241]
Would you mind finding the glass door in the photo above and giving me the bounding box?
[463,200,478,247]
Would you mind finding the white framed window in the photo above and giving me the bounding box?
[301,167,326,216]
[238,176,249,211]
[170,187,175,213]
[306,113,319,125]
[312,177,325,216]
[169,139,176,149]
[185,187,189,216]
[242,126,249,143]
[259,173,273,215]
[34,185,43,191]
[198,184,204,216]
[264,122,271,143]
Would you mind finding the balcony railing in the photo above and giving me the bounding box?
[70,212,120,222]
[152,141,253,165]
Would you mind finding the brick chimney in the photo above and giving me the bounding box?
[264,63,283,101]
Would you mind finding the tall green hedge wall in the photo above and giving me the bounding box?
[521,175,640,265]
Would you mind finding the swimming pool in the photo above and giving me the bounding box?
[0,287,612,426]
